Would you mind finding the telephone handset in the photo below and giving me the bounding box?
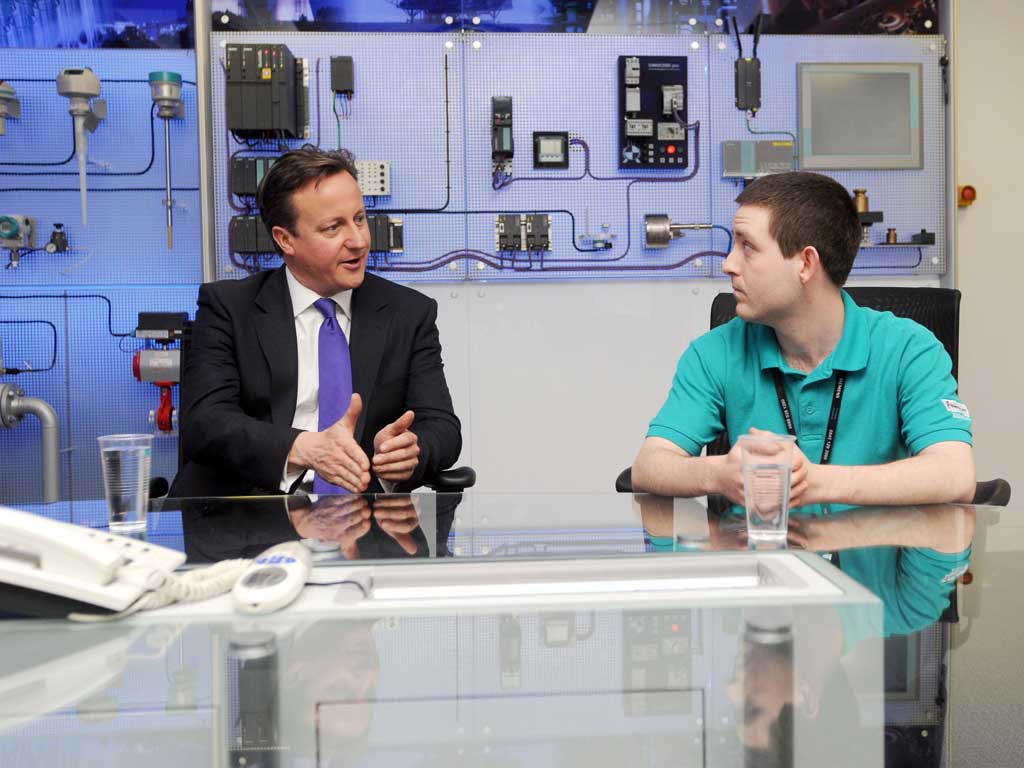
[0,505,185,616]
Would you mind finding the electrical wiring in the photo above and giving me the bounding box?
[0,115,75,166]
[712,225,733,253]
[370,247,728,275]
[489,121,725,260]
[227,116,723,272]
[0,78,195,169]
[0,185,199,193]
[0,103,158,177]
[370,55,452,215]
[333,92,345,148]
[0,293,135,337]
[744,115,798,167]
[851,247,923,271]
[0,319,58,374]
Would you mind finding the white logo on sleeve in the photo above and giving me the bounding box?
[941,564,969,584]
[941,399,971,420]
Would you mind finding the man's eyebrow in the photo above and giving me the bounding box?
[317,215,346,226]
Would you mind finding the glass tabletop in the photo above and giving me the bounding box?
[1,493,1020,767]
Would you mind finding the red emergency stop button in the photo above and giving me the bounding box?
[958,185,977,207]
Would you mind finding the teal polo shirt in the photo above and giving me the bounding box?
[648,290,972,464]
[838,544,970,643]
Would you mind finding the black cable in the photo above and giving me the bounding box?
[373,54,451,215]
[0,186,198,193]
[712,224,733,253]
[0,103,157,177]
[0,319,58,373]
[0,115,76,166]
[0,78,196,169]
[732,16,744,56]
[851,248,923,271]
[0,293,134,337]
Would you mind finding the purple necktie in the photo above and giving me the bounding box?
[312,298,353,495]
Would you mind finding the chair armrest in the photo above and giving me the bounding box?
[972,478,1012,506]
[423,466,477,492]
[615,467,633,493]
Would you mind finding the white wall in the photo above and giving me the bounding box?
[422,280,719,493]
[954,1,1024,494]
[424,274,939,493]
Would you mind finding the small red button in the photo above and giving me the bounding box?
[667,145,676,155]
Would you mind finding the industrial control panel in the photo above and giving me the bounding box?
[618,55,688,168]
[225,43,308,139]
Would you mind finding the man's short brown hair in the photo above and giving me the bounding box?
[256,145,360,254]
[735,171,861,287]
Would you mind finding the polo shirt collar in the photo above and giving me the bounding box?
[285,266,353,320]
[756,289,869,378]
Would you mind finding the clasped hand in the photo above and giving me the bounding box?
[720,427,814,507]
[288,393,420,492]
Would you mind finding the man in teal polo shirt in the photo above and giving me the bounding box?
[632,171,975,506]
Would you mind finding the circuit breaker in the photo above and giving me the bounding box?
[495,214,551,252]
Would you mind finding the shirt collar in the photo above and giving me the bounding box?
[756,290,869,378]
[284,266,353,321]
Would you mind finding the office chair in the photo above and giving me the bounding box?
[152,319,476,498]
[617,288,1010,508]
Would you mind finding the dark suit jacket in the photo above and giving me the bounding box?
[169,268,461,497]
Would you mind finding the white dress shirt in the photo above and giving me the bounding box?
[280,267,353,491]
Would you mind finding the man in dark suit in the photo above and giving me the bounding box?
[170,146,461,497]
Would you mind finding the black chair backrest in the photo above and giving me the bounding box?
[706,287,962,459]
[710,287,960,376]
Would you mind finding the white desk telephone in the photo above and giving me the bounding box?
[0,505,186,617]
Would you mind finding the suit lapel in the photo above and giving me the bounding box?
[253,268,299,428]
[350,274,393,443]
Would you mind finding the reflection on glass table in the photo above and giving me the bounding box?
[4,492,1019,767]
[0,593,882,768]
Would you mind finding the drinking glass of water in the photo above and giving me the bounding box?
[738,434,797,545]
[98,434,153,532]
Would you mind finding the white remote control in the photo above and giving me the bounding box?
[232,541,313,615]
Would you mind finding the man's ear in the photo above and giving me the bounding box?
[794,680,821,719]
[797,246,822,286]
[272,225,295,257]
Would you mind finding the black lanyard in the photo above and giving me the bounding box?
[771,369,847,465]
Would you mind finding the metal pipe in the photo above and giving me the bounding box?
[0,384,61,502]
[194,0,218,283]
[165,119,173,249]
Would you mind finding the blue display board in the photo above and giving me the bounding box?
[1,49,200,506]
[0,29,949,505]
[210,31,946,283]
